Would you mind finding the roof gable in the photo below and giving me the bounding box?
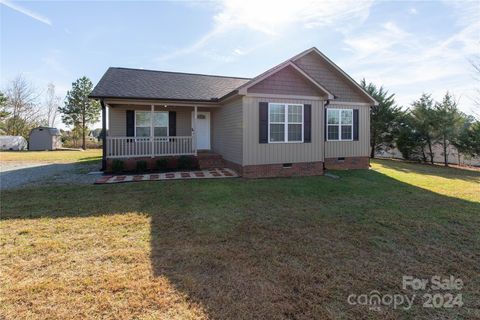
[293,48,377,104]
[238,61,333,98]
[246,64,332,97]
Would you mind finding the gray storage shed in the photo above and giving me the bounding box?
[29,127,62,150]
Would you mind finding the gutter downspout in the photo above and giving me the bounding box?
[323,99,331,171]
[100,100,107,171]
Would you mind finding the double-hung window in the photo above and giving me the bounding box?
[268,103,303,143]
[135,111,169,137]
[327,109,353,141]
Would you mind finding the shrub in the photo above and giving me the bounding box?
[156,158,169,171]
[178,155,193,170]
[167,157,178,170]
[136,160,148,172]
[111,160,124,173]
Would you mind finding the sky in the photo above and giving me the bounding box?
[1,0,479,128]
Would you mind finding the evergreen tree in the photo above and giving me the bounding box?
[396,113,425,161]
[59,77,100,150]
[433,92,465,166]
[410,94,436,164]
[453,119,480,160]
[361,79,402,158]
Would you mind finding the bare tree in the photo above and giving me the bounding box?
[4,75,42,137]
[44,83,61,127]
[471,56,480,117]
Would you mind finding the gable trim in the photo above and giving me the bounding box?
[237,61,334,99]
[293,47,378,105]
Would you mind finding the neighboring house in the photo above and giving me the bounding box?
[90,47,378,178]
[89,128,103,141]
[29,127,62,151]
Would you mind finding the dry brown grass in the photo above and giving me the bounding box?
[1,214,206,320]
[0,149,101,162]
[1,159,479,319]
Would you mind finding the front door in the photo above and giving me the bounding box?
[194,111,211,150]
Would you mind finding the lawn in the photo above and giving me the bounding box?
[0,149,101,162]
[1,159,479,319]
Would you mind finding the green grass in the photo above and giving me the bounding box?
[0,149,101,162]
[1,159,479,319]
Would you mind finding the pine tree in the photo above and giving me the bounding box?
[59,77,100,150]
[433,92,465,166]
[410,94,436,164]
[360,79,402,158]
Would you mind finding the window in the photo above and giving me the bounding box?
[135,111,168,137]
[268,103,303,143]
[327,109,353,141]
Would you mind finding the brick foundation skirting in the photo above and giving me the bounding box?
[241,161,324,178]
[324,156,369,170]
[223,159,244,176]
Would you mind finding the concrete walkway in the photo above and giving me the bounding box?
[95,168,238,184]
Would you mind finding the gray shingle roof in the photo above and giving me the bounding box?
[89,67,251,101]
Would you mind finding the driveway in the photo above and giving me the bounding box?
[0,161,101,190]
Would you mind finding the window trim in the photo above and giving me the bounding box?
[267,103,304,143]
[134,110,169,137]
[326,108,353,141]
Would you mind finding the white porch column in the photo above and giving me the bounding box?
[150,104,154,158]
[193,105,198,156]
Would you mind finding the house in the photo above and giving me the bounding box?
[90,47,378,178]
[28,127,62,151]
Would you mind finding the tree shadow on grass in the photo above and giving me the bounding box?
[1,168,479,319]
[146,170,479,319]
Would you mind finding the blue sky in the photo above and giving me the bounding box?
[1,0,479,124]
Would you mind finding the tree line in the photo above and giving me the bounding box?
[362,81,480,166]
[0,76,99,150]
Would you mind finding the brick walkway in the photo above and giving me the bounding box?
[95,168,238,184]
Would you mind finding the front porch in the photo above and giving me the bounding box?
[106,136,195,159]
[103,102,214,160]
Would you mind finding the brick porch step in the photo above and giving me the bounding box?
[197,152,224,169]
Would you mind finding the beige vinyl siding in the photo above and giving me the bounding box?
[108,105,192,137]
[108,107,126,136]
[242,96,324,166]
[211,98,243,164]
[294,52,370,103]
[325,104,370,158]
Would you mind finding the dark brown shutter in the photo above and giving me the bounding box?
[304,104,311,143]
[126,110,134,137]
[324,108,327,141]
[353,109,359,141]
[259,102,268,143]
[169,111,176,136]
